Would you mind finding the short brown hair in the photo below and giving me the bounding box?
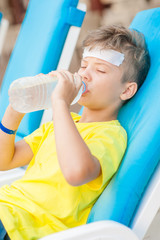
[82,25,150,90]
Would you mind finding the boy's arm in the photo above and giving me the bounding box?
[51,71,101,186]
[0,105,33,170]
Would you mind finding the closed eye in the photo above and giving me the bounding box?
[80,66,87,69]
[97,69,106,73]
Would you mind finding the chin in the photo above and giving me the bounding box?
[78,96,97,109]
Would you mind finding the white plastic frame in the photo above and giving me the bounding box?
[40,2,87,125]
[40,221,139,240]
[0,168,25,187]
[0,18,9,56]
[131,162,160,239]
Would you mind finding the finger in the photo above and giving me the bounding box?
[60,70,71,82]
[74,72,82,89]
[60,70,74,83]
[60,70,81,87]
[48,71,57,76]
[49,70,68,82]
[37,73,45,77]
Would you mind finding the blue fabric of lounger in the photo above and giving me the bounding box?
[0,0,85,141]
[87,8,160,227]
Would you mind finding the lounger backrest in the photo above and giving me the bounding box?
[87,7,160,227]
[0,0,85,141]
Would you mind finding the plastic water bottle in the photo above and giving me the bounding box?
[8,74,86,113]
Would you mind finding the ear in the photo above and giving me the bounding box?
[120,82,138,101]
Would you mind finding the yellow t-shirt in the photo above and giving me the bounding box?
[0,113,127,240]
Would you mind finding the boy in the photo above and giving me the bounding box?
[0,25,150,240]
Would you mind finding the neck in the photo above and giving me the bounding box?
[79,107,119,123]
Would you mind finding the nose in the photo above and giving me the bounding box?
[78,67,92,82]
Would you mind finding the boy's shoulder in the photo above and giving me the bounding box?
[71,112,127,144]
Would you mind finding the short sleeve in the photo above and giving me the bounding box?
[86,126,127,190]
[24,122,52,155]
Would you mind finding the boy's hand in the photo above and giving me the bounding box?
[49,70,82,107]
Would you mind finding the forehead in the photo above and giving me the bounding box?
[82,57,120,71]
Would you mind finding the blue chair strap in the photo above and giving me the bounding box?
[0,12,2,23]
[67,6,85,27]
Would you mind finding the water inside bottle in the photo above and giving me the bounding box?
[9,76,57,113]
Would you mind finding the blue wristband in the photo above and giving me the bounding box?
[0,121,17,135]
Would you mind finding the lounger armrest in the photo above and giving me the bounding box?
[0,18,9,56]
[0,168,25,187]
[40,220,139,240]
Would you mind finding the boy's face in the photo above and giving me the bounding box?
[78,56,126,110]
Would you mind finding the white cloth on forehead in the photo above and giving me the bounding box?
[82,47,124,66]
